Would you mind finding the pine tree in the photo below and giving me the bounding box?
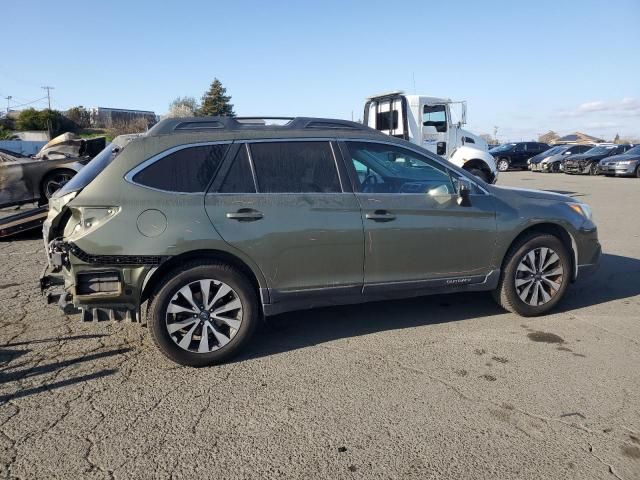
[198,79,235,117]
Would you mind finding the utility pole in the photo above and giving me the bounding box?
[493,126,498,142]
[4,96,11,114]
[41,86,55,139]
[41,86,54,109]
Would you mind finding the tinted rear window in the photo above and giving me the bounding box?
[249,142,341,193]
[54,143,117,197]
[133,144,228,193]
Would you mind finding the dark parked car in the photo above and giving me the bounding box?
[490,142,550,171]
[564,144,634,175]
[598,145,640,177]
[529,144,593,172]
[42,116,600,366]
[0,134,105,208]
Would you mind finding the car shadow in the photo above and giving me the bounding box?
[0,347,131,403]
[236,253,639,362]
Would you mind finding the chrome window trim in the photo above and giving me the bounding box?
[243,143,260,192]
[124,140,234,195]
[340,137,490,195]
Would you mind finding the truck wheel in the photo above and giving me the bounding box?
[493,234,571,316]
[497,159,509,172]
[148,261,259,367]
[467,168,490,183]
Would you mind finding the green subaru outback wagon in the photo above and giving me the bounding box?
[41,117,601,366]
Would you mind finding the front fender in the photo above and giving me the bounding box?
[451,146,497,175]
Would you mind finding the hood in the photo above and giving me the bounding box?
[489,185,573,203]
[601,152,640,163]
[541,153,564,163]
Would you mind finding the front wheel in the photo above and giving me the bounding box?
[497,159,510,172]
[636,165,640,178]
[467,168,490,183]
[493,234,571,316]
[589,163,599,176]
[148,261,259,367]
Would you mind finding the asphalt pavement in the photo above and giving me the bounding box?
[1,171,639,479]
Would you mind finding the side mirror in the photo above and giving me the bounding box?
[457,179,472,207]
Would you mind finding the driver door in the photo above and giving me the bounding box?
[340,140,497,290]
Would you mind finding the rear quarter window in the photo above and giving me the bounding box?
[132,144,229,193]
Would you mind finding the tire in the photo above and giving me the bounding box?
[467,168,490,183]
[636,165,640,178]
[148,261,259,367]
[589,163,598,176]
[41,169,75,201]
[551,163,560,173]
[492,234,571,316]
[497,159,509,172]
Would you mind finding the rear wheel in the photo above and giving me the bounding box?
[497,159,509,172]
[493,234,571,316]
[148,261,259,367]
[636,165,640,178]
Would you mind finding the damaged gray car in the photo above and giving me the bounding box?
[0,134,105,208]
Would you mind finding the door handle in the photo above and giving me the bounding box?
[365,210,396,222]
[226,209,263,221]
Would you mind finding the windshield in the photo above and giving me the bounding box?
[623,145,640,155]
[543,146,565,156]
[584,145,616,155]
[489,143,515,153]
[54,143,118,197]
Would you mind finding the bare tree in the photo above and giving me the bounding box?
[167,96,199,118]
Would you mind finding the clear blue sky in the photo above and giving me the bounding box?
[2,0,639,141]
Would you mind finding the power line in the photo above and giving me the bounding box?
[8,96,48,109]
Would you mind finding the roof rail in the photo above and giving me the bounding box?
[146,116,373,136]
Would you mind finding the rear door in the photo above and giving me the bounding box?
[205,140,364,301]
[340,140,497,291]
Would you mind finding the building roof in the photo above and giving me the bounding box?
[554,132,604,144]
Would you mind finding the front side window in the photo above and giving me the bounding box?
[133,144,228,193]
[345,141,455,194]
[422,105,447,133]
[249,141,341,193]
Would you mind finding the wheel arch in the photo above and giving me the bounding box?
[463,158,493,175]
[141,249,268,307]
[503,222,578,281]
[39,167,78,198]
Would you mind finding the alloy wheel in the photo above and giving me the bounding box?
[514,247,564,307]
[497,159,509,172]
[165,279,243,353]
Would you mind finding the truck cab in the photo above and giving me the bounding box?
[364,92,497,183]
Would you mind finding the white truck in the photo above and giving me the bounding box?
[364,92,497,183]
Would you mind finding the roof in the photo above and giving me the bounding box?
[555,132,604,144]
[146,116,381,138]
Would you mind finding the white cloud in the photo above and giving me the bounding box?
[557,98,640,118]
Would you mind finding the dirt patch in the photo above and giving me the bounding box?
[629,435,640,445]
[527,331,565,344]
[557,346,572,352]
[474,348,486,355]
[455,369,468,377]
[480,374,496,382]
[492,356,508,364]
[0,282,21,290]
[621,445,640,460]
